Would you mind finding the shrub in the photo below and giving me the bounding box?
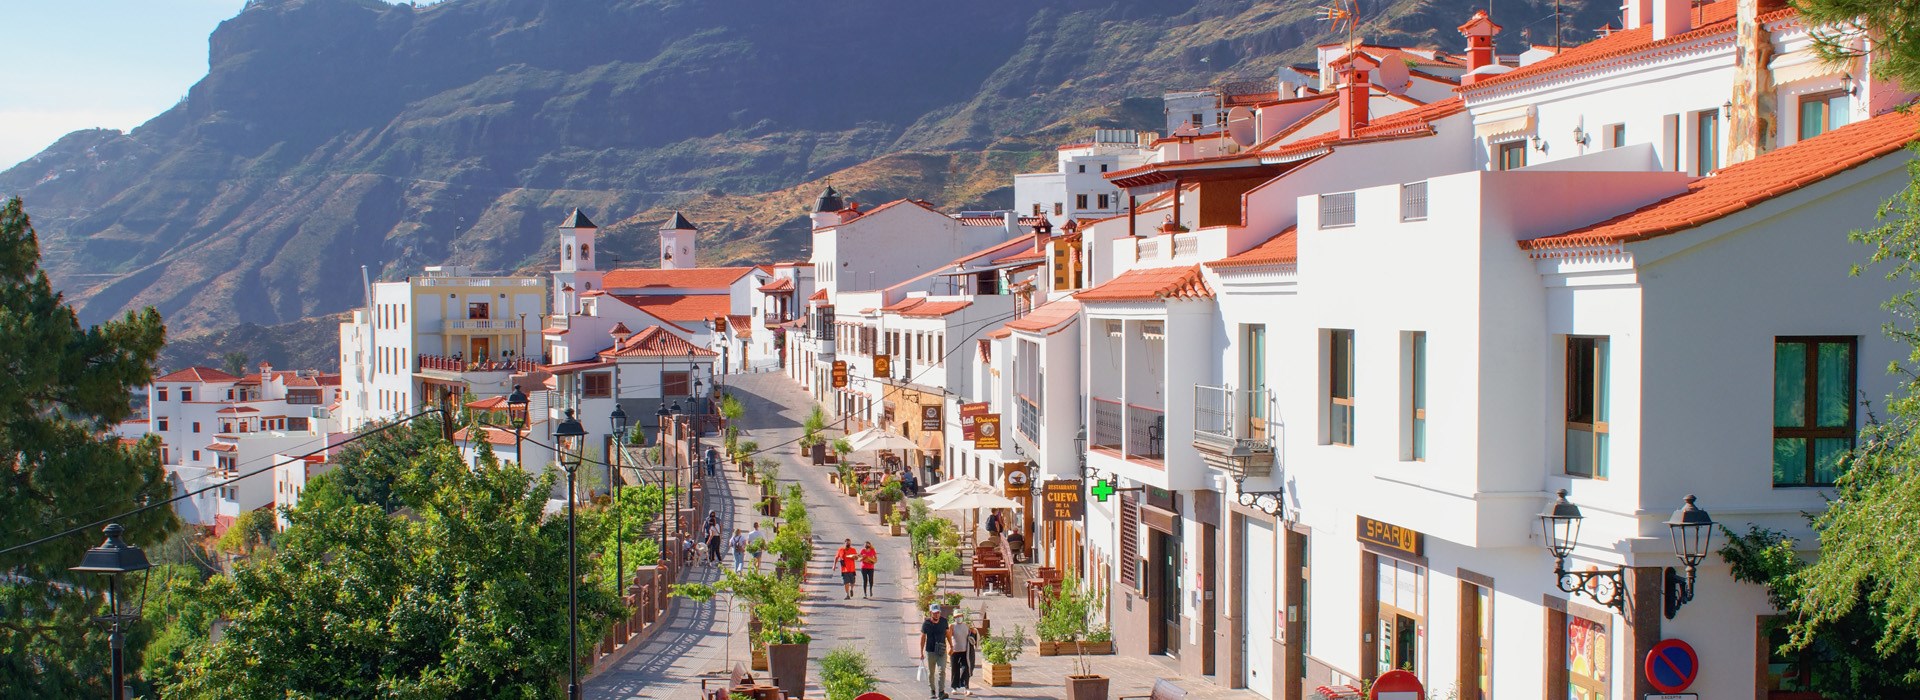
[923,550,961,578]
[876,483,904,503]
[831,437,853,456]
[981,625,1026,665]
[820,646,878,700]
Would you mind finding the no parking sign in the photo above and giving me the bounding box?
[1645,638,1700,694]
[1369,670,1424,700]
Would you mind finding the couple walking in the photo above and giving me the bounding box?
[833,539,877,598]
[918,604,979,699]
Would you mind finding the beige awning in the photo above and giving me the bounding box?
[1474,104,1536,141]
[1770,49,1850,86]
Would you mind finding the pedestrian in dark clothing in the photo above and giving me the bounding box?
[705,447,719,477]
[949,614,977,696]
[918,605,950,699]
[705,513,723,565]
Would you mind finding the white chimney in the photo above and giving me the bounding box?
[1622,0,1652,29]
[1004,211,1019,239]
[1653,0,1692,40]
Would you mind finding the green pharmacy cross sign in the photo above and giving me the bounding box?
[1091,479,1118,502]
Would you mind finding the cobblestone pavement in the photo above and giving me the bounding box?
[589,372,1264,700]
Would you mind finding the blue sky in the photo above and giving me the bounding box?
[0,0,251,169]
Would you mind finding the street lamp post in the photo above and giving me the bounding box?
[610,403,629,596]
[658,402,674,535]
[554,410,588,700]
[1538,490,1716,618]
[70,523,151,700]
[1075,426,1089,577]
[506,384,530,466]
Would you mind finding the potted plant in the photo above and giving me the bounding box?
[830,437,853,466]
[1038,575,1108,699]
[887,510,906,537]
[755,576,810,699]
[876,483,904,523]
[820,645,879,700]
[980,625,1026,687]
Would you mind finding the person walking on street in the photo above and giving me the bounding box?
[985,510,1002,539]
[918,604,951,699]
[704,446,719,477]
[858,541,878,597]
[835,539,860,600]
[948,612,977,697]
[747,522,767,571]
[729,528,748,571]
[704,513,724,565]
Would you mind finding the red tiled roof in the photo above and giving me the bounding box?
[608,322,632,335]
[882,298,926,313]
[809,289,828,302]
[601,267,756,290]
[1000,246,1048,264]
[206,443,237,452]
[899,300,973,318]
[465,396,508,410]
[609,294,733,324]
[1056,142,1094,150]
[542,357,614,374]
[605,325,718,358]
[956,216,1047,227]
[215,406,260,414]
[155,367,238,383]
[1523,110,1920,252]
[1003,299,1081,335]
[1076,265,1215,302]
[758,277,794,293]
[728,315,753,339]
[1209,228,1299,269]
[1465,2,1795,92]
[454,425,519,447]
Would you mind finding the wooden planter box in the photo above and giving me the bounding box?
[750,646,768,671]
[866,501,879,514]
[1037,640,1116,656]
[890,522,905,536]
[988,663,1013,687]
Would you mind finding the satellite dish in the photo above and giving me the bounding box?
[1375,51,1412,95]
[1226,106,1256,147]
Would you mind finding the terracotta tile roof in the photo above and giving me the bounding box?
[206,443,237,452]
[898,300,973,318]
[465,396,508,410]
[454,425,519,447]
[1056,142,1094,150]
[609,294,733,324]
[155,367,238,383]
[1209,228,1299,269]
[601,267,756,290]
[542,357,614,374]
[1465,1,1794,92]
[1003,299,1081,335]
[999,246,1048,264]
[1522,110,1920,252]
[809,289,828,302]
[728,315,753,339]
[605,325,718,358]
[882,298,926,313]
[1076,265,1215,302]
[608,322,633,335]
[986,327,1013,339]
[215,406,260,414]
[758,277,794,293]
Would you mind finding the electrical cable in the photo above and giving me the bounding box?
[0,408,449,559]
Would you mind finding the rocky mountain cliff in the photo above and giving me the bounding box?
[2,0,1616,361]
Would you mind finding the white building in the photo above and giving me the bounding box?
[1030,3,1919,699]
[337,264,547,431]
[1013,130,1157,222]
[132,364,342,530]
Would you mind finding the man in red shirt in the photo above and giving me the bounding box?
[859,541,878,598]
[836,539,860,600]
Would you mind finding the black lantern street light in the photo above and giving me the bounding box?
[657,401,675,527]
[554,410,588,700]
[609,403,630,596]
[71,523,151,700]
[1538,489,1716,618]
[507,384,530,465]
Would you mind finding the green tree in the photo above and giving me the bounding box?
[219,352,249,377]
[0,197,174,698]
[162,432,623,698]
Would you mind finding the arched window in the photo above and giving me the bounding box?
[580,244,590,262]
[564,244,573,260]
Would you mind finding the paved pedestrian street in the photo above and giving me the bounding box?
[586,372,1259,700]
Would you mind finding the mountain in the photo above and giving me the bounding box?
[1,0,1618,359]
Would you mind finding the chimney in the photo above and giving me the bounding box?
[1458,10,1504,86]
[1031,217,1053,252]
[1727,0,1780,164]
[258,361,272,377]
[1653,0,1692,40]
[1004,211,1020,239]
[1622,0,1652,30]
[1336,52,1380,139]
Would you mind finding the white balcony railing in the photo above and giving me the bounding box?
[1191,384,1274,479]
[415,277,544,288]
[445,319,519,332]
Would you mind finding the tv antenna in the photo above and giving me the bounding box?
[1318,0,1361,51]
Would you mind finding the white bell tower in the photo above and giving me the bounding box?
[553,209,604,313]
[660,212,698,270]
